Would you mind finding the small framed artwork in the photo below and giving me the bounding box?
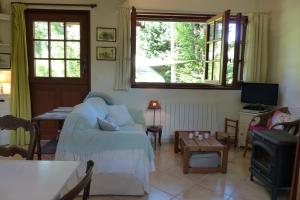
[0,53,11,69]
[96,47,116,61]
[96,27,116,42]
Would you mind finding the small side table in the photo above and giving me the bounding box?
[146,126,162,150]
[32,107,72,160]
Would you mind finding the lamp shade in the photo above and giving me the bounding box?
[148,100,161,109]
[0,71,10,83]
[0,71,11,94]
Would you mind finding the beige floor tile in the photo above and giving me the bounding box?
[151,173,197,196]
[164,165,208,182]
[112,187,174,200]
[75,195,117,200]
[229,179,271,200]
[175,184,229,200]
[199,173,245,196]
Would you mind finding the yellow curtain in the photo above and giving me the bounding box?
[10,4,32,145]
[244,13,269,82]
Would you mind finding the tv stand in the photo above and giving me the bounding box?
[242,104,271,112]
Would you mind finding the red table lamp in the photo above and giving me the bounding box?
[148,100,161,128]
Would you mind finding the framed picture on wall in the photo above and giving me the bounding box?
[0,53,11,69]
[96,27,116,42]
[96,47,116,61]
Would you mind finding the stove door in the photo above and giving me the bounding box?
[252,141,275,183]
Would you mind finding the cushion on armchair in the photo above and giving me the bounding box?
[268,110,291,130]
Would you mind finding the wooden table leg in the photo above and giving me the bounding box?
[158,129,162,146]
[153,132,157,150]
[222,147,228,173]
[183,146,190,174]
[174,131,179,153]
[36,121,42,160]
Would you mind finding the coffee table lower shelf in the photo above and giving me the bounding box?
[175,131,228,174]
[182,146,228,174]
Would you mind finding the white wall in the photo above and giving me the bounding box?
[268,0,300,108]
[1,0,273,138]
[90,0,264,136]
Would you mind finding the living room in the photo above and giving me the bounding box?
[0,0,299,199]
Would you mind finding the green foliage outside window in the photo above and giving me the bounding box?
[137,21,206,83]
[33,22,80,78]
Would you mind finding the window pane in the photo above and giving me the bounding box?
[213,61,221,81]
[66,42,80,59]
[226,23,236,85]
[51,60,65,77]
[226,62,233,84]
[66,22,80,40]
[214,41,221,60]
[50,22,64,40]
[207,63,213,80]
[215,20,222,40]
[208,23,214,40]
[136,21,206,83]
[50,41,64,58]
[34,41,48,58]
[34,22,48,39]
[35,59,49,77]
[208,43,213,60]
[66,60,80,77]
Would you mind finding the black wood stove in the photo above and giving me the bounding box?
[251,130,297,200]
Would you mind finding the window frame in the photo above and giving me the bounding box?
[130,7,247,89]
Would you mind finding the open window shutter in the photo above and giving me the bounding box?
[232,13,242,86]
[205,10,230,85]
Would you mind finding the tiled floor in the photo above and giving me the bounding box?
[75,143,289,200]
[1,143,289,200]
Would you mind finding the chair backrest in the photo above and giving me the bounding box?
[0,115,37,160]
[60,160,94,200]
[224,118,239,134]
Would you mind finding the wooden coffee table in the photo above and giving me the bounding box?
[174,131,228,174]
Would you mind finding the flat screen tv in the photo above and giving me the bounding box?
[241,82,279,106]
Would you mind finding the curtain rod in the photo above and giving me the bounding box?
[11,2,97,8]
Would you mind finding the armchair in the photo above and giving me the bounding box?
[243,107,300,157]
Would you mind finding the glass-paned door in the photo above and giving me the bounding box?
[26,10,90,139]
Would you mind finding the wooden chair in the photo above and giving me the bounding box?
[60,160,94,200]
[215,118,239,148]
[243,107,300,157]
[0,115,37,160]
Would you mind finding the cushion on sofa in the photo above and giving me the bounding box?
[108,104,135,126]
[97,115,120,131]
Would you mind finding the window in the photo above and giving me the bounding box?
[131,8,247,89]
[32,21,81,78]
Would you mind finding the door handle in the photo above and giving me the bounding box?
[81,59,86,75]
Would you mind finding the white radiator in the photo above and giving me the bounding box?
[157,103,218,139]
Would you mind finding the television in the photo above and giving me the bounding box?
[241,82,279,106]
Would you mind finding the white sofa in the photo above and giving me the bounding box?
[55,95,155,195]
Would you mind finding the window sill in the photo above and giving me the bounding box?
[131,82,241,90]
